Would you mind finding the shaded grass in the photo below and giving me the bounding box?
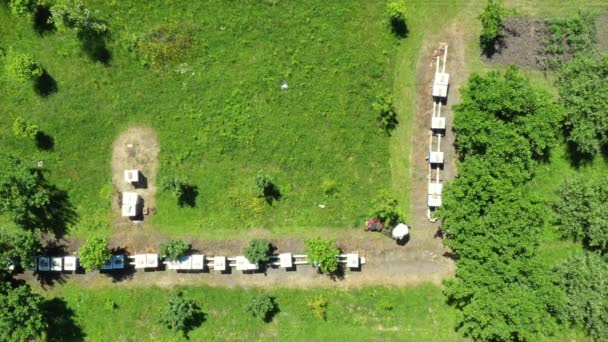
[39,283,464,341]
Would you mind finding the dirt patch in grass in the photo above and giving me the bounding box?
[484,17,549,69]
[596,13,608,52]
[110,127,159,229]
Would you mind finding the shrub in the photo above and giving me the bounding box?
[9,0,38,17]
[252,172,273,198]
[78,237,111,272]
[12,117,39,140]
[376,299,393,311]
[245,294,277,322]
[50,0,107,35]
[160,240,190,261]
[160,176,184,199]
[306,295,328,320]
[386,0,407,37]
[5,52,42,82]
[243,239,272,265]
[479,0,506,52]
[158,290,201,336]
[305,237,339,274]
[369,191,404,229]
[373,93,398,134]
[0,283,46,341]
[320,179,337,195]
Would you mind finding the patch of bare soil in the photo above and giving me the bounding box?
[596,13,608,52]
[484,17,548,69]
[110,127,159,230]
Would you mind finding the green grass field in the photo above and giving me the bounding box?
[38,283,464,341]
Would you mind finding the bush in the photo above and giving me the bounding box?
[369,191,404,229]
[78,237,111,272]
[245,294,277,322]
[373,93,398,134]
[50,0,107,35]
[160,176,184,199]
[243,239,272,265]
[320,179,338,195]
[376,299,394,311]
[479,0,506,52]
[5,52,42,82]
[160,240,190,261]
[252,172,273,198]
[306,295,328,320]
[305,237,340,274]
[13,117,39,140]
[158,290,201,336]
[386,0,407,37]
[9,0,38,17]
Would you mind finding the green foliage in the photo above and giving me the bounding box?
[376,299,393,311]
[50,0,107,34]
[123,24,193,68]
[306,294,328,320]
[479,0,506,51]
[0,154,51,227]
[305,237,339,274]
[440,67,566,341]
[160,176,184,199]
[12,117,39,139]
[542,12,596,69]
[369,191,404,229]
[0,229,40,272]
[320,179,338,196]
[243,239,271,265]
[252,171,273,198]
[158,290,201,335]
[386,0,407,36]
[5,51,42,82]
[0,282,47,341]
[9,0,37,17]
[78,237,110,272]
[245,294,276,322]
[373,92,398,134]
[554,177,608,251]
[160,240,190,261]
[556,251,608,340]
[557,55,608,156]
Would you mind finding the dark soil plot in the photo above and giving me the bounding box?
[483,17,549,69]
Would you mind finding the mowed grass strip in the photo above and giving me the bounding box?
[41,284,463,341]
[0,1,403,238]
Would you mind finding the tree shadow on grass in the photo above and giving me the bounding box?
[42,298,85,342]
[390,18,409,39]
[35,131,54,151]
[27,176,78,238]
[178,184,199,208]
[33,5,55,35]
[262,297,281,323]
[263,184,281,205]
[565,140,594,168]
[34,70,58,97]
[78,30,112,65]
[182,305,206,339]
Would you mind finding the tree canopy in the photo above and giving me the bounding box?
[0,282,47,342]
[158,290,201,336]
[243,239,272,265]
[78,237,111,272]
[0,229,40,273]
[160,240,190,261]
[305,237,340,274]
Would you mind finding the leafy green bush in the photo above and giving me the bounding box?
[160,240,190,261]
[479,0,505,52]
[50,0,107,34]
[373,93,398,134]
[556,252,608,340]
[0,283,46,341]
[369,191,404,229]
[252,171,273,198]
[245,294,277,322]
[12,117,39,139]
[9,0,38,17]
[386,0,407,37]
[158,290,201,336]
[0,230,40,271]
[160,176,184,199]
[305,237,339,274]
[306,294,328,320]
[5,52,42,82]
[243,239,272,265]
[320,179,337,195]
[542,12,596,69]
[78,237,111,272]
[376,299,393,311]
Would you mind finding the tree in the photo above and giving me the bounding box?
[386,0,407,37]
[50,0,107,35]
[5,51,42,82]
[158,290,201,336]
[9,0,38,17]
[0,229,40,273]
[0,282,47,341]
[245,294,277,322]
[373,93,398,134]
[556,252,608,340]
[160,176,184,199]
[13,117,39,140]
[160,240,190,261]
[305,237,339,274]
[252,172,273,198]
[0,154,51,227]
[479,0,506,52]
[243,239,271,265]
[369,191,405,229]
[78,237,111,272]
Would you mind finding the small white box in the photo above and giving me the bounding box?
[429,151,444,164]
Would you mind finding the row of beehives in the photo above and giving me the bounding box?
[32,252,366,272]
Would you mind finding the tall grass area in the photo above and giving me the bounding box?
[39,284,463,341]
[0,1,406,238]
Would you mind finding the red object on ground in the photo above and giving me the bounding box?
[365,219,384,232]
